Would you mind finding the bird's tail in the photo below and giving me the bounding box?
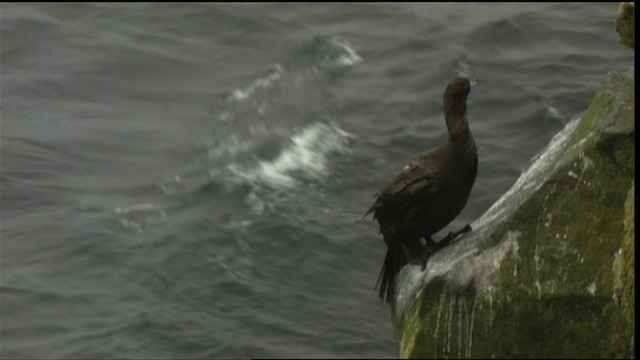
[375,236,409,305]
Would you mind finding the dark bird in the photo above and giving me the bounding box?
[366,77,478,305]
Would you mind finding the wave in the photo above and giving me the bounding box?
[228,122,354,189]
[113,203,166,232]
[227,64,285,103]
[161,35,362,210]
[314,36,363,66]
[544,104,564,120]
[221,36,362,114]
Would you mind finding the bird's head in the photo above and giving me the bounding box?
[443,77,476,109]
[443,77,477,139]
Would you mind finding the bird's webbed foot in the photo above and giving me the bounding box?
[449,224,471,240]
[444,224,472,245]
[426,224,473,253]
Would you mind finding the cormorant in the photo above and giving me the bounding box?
[366,77,478,305]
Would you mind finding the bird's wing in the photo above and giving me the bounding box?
[366,157,441,222]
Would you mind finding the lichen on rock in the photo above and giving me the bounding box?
[615,2,635,49]
[613,183,635,323]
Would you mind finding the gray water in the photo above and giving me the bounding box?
[0,3,634,358]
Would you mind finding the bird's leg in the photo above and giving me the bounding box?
[400,238,429,270]
[425,235,449,251]
[449,223,472,242]
[426,224,473,253]
[449,224,472,241]
[415,239,434,270]
[418,236,450,268]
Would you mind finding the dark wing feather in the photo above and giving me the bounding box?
[366,148,442,215]
[367,153,442,233]
[374,173,439,221]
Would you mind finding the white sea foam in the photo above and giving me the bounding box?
[114,203,157,215]
[228,64,284,102]
[228,122,353,189]
[545,104,564,120]
[207,134,255,159]
[223,37,361,113]
[113,203,166,232]
[211,36,361,195]
[329,38,363,66]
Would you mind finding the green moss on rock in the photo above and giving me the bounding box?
[613,184,635,323]
[615,2,635,49]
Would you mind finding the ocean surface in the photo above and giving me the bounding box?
[0,3,634,358]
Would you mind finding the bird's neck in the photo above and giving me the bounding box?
[444,96,468,132]
[445,109,470,142]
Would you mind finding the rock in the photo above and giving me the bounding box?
[615,2,635,49]
[390,67,635,358]
[613,183,634,324]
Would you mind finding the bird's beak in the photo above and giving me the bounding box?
[469,79,478,87]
